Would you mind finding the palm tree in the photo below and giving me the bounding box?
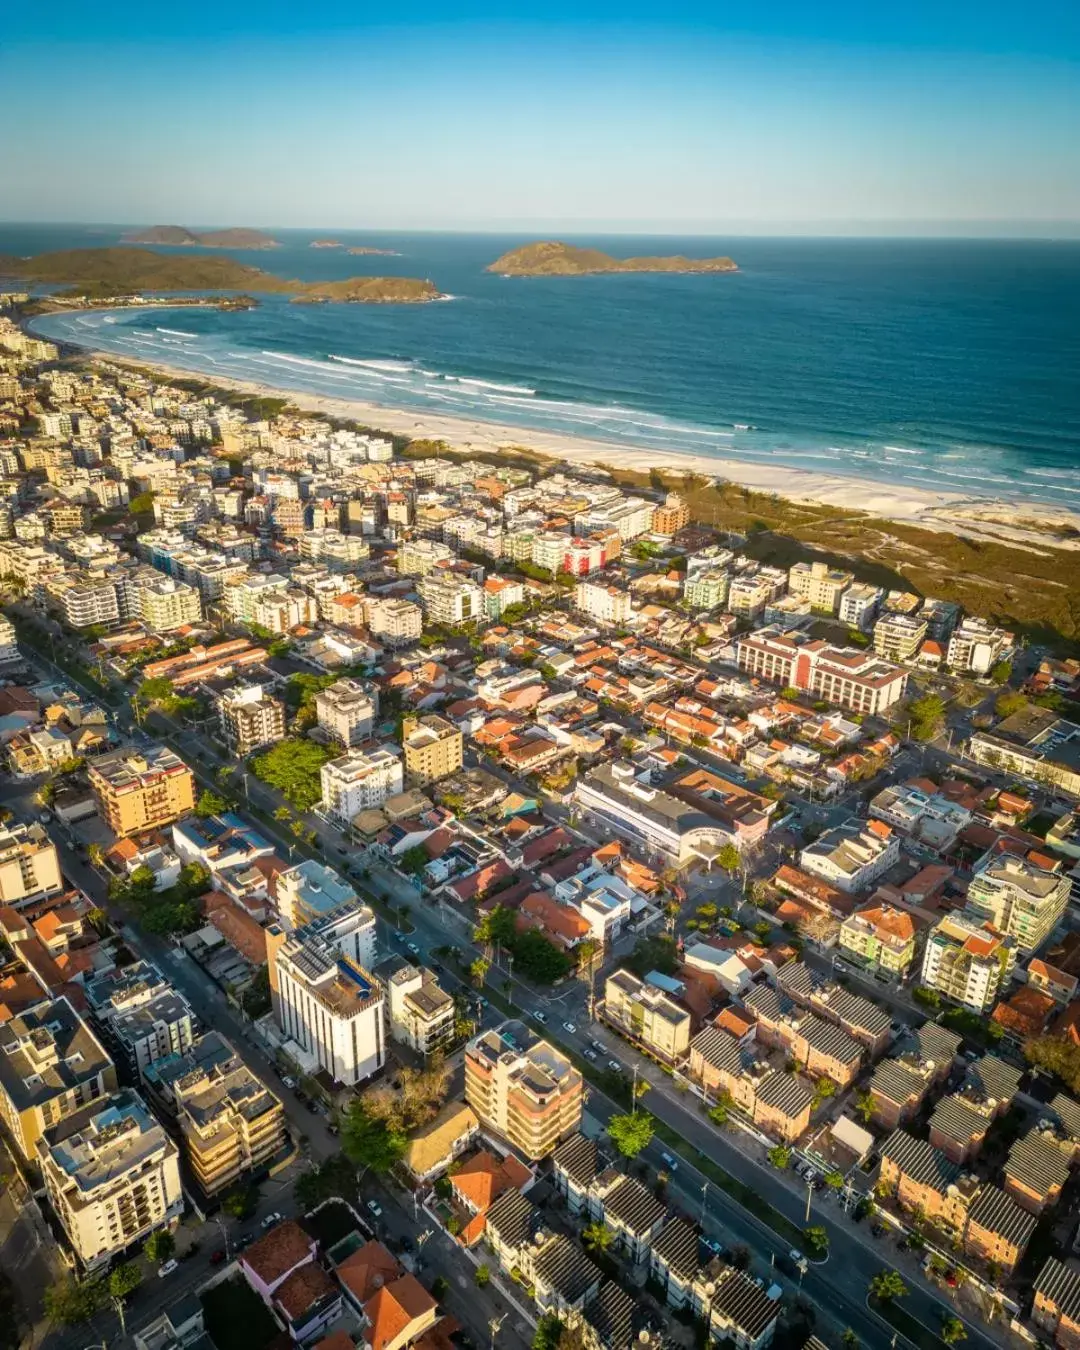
[581,1222,613,1256]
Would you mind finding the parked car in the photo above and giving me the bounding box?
[591,1040,605,1055]
[832,958,848,973]
[660,1152,678,1172]
[157,1259,179,1279]
[262,1211,283,1229]
[563,1021,577,1034]
[281,1075,296,1090]
[367,1200,383,1218]
[789,1249,807,1270]
[584,1049,598,1061]
[608,1060,621,1072]
[533,1011,547,1023]
[407,942,420,956]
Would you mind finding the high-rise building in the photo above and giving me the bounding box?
[601,970,691,1065]
[573,580,631,626]
[788,561,853,615]
[947,618,1013,675]
[88,745,196,837]
[921,915,1015,1012]
[85,960,196,1082]
[273,859,365,931]
[0,822,63,907]
[417,573,485,625]
[651,493,690,536]
[134,574,203,632]
[464,1021,583,1160]
[964,855,1069,955]
[314,677,379,747]
[0,997,117,1162]
[838,583,884,632]
[365,596,423,647]
[267,903,385,1086]
[397,538,454,577]
[320,748,404,825]
[873,612,927,663]
[402,714,463,786]
[38,1089,183,1269]
[385,963,455,1058]
[217,683,287,756]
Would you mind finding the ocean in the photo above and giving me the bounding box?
[8,223,1080,506]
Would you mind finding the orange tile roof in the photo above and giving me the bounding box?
[336,1241,402,1304]
[242,1220,314,1287]
[992,988,1056,1038]
[365,1274,437,1350]
[715,1008,754,1039]
[275,1261,336,1320]
[451,1150,531,1212]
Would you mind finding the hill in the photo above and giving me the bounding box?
[0,248,444,304]
[123,226,279,249]
[346,246,401,256]
[290,276,441,304]
[487,240,738,277]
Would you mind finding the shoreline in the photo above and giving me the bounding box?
[34,314,1080,552]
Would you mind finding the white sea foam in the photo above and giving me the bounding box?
[329,356,413,372]
[448,376,537,396]
[157,327,197,338]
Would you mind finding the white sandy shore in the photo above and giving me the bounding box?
[97,353,1080,550]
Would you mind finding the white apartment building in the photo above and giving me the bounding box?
[838,583,883,632]
[38,1089,183,1270]
[727,575,774,621]
[386,963,455,1057]
[683,570,730,611]
[398,538,454,577]
[85,961,196,1083]
[947,618,1013,675]
[366,596,423,646]
[573,580,631,626]
[964,854,1069,954]
[134,575,203,633]
[921,915,1015,1012]
[268,905,385,1086]
[217,683,287,756]
[60,578,121,630]
[314,677,378,746]
[788,561,853,615]
[417,573,485,626]
[300,528,370,572]
[251,587,319,634]
[0,823,63,907]
[874,612,927,663]
[0,614,18,666]
[735,627,908,716]
[320,748,404,825]
[799,818,901,893]
[575,497,655,540]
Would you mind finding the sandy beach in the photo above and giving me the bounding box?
[97,352,1080,551]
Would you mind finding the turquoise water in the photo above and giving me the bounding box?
[9,223,1080,506]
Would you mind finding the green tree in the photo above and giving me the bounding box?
[717,843,741,874]
[906,693,945,742]
[44,1277,106,1326]
[144,1229,175,1264]
[400,844,429,876]
[222,1184,259,1220]
[824,1170,845,1190]
[341,1100,407,1174]
[582,1222,613,1255]
[533,1314,566,1350]
[853,1089,875,1124]
[626,935,679,978]
[607,1112,654,1160]
[510,929,572,984]
[995,690,1028,719]
[250,739,335,811]
[195,788,232,817]
[432,1276,450,1302]
[767,1144,792,1170]
[474,1264,491,1288]
[868,1269,908,1303]
[129,491,155,515]
[474,905,517,951]
[941,1316,967,1345]
[804,1225,828,1258]
[1024,1035,1080,1094]
[108,1262,142,1302]
[469,956,491,988]
[841,1330,859,1350]
[989,660,1012,686]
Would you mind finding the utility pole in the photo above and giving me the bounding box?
[632,1063,639,1115]
[804,1177,812,1224]
[699,1180,708,1227]
[488,1315,506,1350]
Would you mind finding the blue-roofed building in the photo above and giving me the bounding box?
[171,812,274,873]
[274,858,359,931]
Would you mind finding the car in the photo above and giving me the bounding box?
[533,1011,547,1023]
[210,1248,227,1266]
[157,1259,179,1279]
[608,1060,621,1072]
[303,1099,318,1113]
[832,958,847,973]
[407,942,420,956]
[660,1152,678,1172]
[591,1040,605,1055]
[281,1075,296,1090]
[394,930,406,942]
[563,1021,577,1034]
[584,1049,598,1061]
[367,1200,383,1218]
[262,1211,284,1229]
[702,1237,724,1256]
[789,1249,807,1269]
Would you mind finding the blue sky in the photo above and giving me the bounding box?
[3,1,1079,234]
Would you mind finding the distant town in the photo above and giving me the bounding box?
[2,295,1080,1350]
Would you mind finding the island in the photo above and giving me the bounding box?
[0,248,444,304]
[122,226,280,249]
[486,240,738,276]
[346,246,402,257]
[310,239,343,249]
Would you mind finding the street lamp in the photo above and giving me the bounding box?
[488,1315,506,1350]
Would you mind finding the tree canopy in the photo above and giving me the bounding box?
[1025,1034,1080,1094]
[607,1111,654,1159]
[44,1277,106,1325]
[341,1099,408,1173]
[251,738,335,811]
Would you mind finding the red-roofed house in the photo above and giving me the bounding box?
[449,1149,533,1247]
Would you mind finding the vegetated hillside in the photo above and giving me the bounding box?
[123,226,279,249]
[346,246,401,256]
[0,247,295,293]
[289,276,442,304]
[0,249,440,302]
[487,240,738,276]
[604,465,1080,652]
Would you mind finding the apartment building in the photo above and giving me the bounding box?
[652,493,690,536]
[727,574,774,621]
[683,569,730,611]
[267,907,385,1086]
[1032,1259,1080,1349]
[385,963,455,1057]
[573,580,631,626]
[216,683,287,756]
[838,903,918,977]
[788,561,852,614]
[921,914,1015,1012]
[365,596,423,647]
[947,618,1012,675]
[88,745,196,837]
[867,1053,940,1130]
[919,598,961,642]
[735,627,907,716]
[688,1026,814,1143]
[0,997,117,1162]
[1005,1128,1071,1215]
[0,822,63,907]
[173,1046,287,1197]
[799,819,900,894]
[964,854,1069,955]
[272,861,358,933]
[743,985,864,1088]
[417,571,485,625]
[85,961,196,1083]
[464,1022,583,1160]
[134,574,203,632]
[320,748,404,825]
[397,538,454,577]
[61,578,121,630]
[838,583,883,632]
[869,782,972,850]
[314,677,378,746]
[402,713,463,785]
[873,612,927,663]
[38,1088,183,1270]
[969,706,1080,798]
[601,969,691,1066]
